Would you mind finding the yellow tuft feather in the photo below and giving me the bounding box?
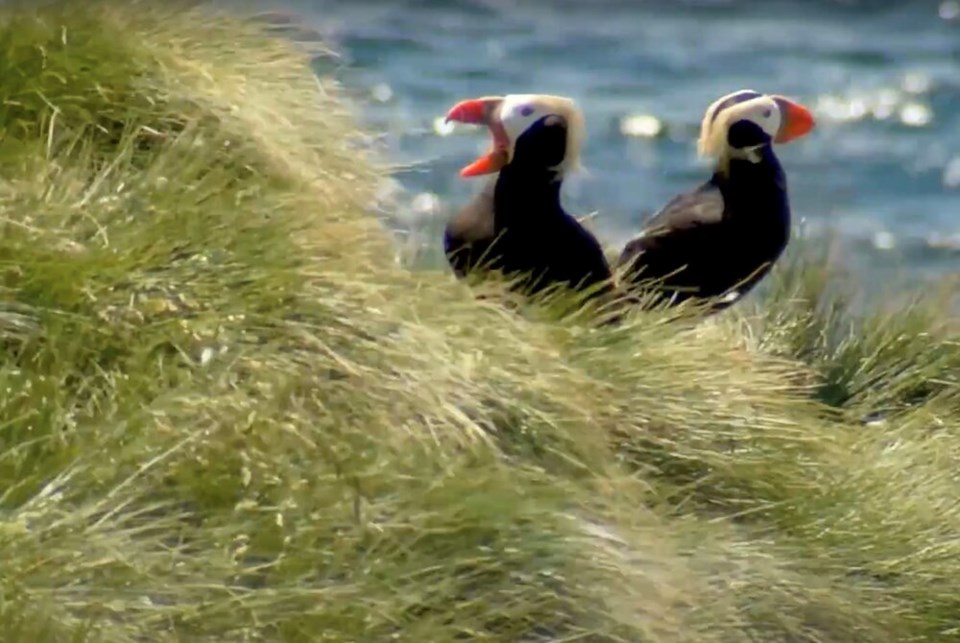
[527,94,587,177]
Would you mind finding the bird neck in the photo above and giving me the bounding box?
[715,144,784,187]
[493,163,565,226]
[713,145,789,222]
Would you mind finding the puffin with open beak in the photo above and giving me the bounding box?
[616,89,816,312]
[441,93,617,306]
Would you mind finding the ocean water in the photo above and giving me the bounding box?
[248,0,960,288]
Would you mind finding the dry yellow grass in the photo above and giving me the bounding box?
[1,2,960,641]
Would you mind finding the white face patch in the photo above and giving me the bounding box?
[705,90,763,126]
[490,93,584,176]
[498,94,554,145]
[721,96,783,140]
[698,91,784,160]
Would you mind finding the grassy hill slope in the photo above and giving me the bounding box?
[1,2,959,641]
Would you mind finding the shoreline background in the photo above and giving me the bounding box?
[249,0,960,297]
[2,3,960,641]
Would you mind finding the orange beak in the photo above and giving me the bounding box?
[445,96,511,177]
[772,96,816,143]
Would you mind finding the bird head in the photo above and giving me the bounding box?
[697,89,815,167]
[444,93,585,179]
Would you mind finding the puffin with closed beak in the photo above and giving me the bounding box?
[616,89,816,312]
[441,94,617,306]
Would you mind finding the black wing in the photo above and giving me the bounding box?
[616,183,725,269]
[443,184,497,279]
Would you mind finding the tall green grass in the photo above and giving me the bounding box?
[1,2,960,641]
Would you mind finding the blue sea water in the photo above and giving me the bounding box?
[249,0,960,288]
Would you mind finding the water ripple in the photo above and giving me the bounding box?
[264,0,960,279]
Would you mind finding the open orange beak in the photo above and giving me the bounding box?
[772,96,816,143]
[445,96,511,177]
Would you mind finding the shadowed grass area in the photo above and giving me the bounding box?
[2,2,960,641]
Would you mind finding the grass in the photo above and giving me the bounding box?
[1,1,960,641]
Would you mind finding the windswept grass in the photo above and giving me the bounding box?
[2,2,960,641]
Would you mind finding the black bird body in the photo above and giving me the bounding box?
[617,119,792,311]
[443,115,615,301]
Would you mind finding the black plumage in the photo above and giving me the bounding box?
[444,114,616,304]
[617,117,795,312]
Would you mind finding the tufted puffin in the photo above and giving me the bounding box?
[616,90,815,312]
[441,94,617,307]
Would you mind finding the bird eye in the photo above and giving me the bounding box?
[762,109,772,118]
[519,105,535,117]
